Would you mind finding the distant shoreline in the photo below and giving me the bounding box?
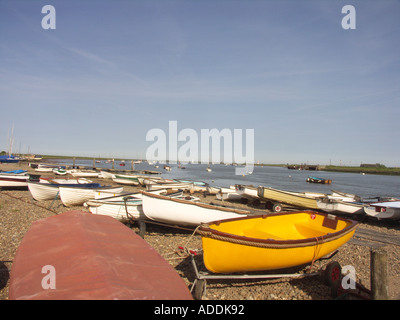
[322,165,400,176]
[23,155,400,176]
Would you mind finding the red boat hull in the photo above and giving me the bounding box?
[9,210,192,300]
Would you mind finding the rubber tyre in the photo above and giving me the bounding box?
[324,261,342,287]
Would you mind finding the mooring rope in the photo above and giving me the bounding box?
[0,191,58,214]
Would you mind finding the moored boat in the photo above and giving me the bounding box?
[34,167,53,172]
[99,171,115,179]
[216,186,242,201]
[306,176,332,184]
[112,174,140,185]
[28,182,101,201]
[317,198,366,215]
[141,191,249,226]
[34,163,65,172]
[257,186,325,210]
[59,185,124,207]
[0,170,26,175]
[0,173,39,188]
[87,198,143,221]
[235,185,259,200]
[86,191,197,222]
[197,211,357,273]
[0,155,19,163]
[146,182,193,191]
[330,190,361,203]
[8,210,193,300]
[53,168,67,175]
[70,170,100,178]
[364,201,400,220]
[206,185,220,195]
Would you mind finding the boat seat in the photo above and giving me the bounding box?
[294,223,326,238]
[243,229,285,241]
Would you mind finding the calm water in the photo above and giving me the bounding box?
[55,159,400,199]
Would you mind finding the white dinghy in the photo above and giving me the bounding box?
[141,191,249,227]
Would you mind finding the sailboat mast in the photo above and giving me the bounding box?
[8,123,14,157]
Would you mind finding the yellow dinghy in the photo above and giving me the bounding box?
[197,211,357,274]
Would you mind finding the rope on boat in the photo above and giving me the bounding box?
[307,237,321,273]
[195,226,357,250]
[122,197,137,223]
[0,192,59,214]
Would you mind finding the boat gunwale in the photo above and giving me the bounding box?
[27,181,100,188]
[59,185,121,191]
[0,176,29,182]
[141,191,250,214]
[197,211,358,249]
[318,198,366,209]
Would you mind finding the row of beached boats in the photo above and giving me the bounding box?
[4,169,361,283]
[1,168,400,221]
[256,185,400,220]
[214,184,400,220]
[3,167,398,297]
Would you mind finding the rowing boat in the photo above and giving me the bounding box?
[206,185,220,195]
[112,174,140,185]
[0,173,39,188]
[257,186,325,210]
[330,190,361,202]
[28,182,102,201]
[364,201,400,220]
[197,211,357,273]
[70,170,100,178]
[317,198,366,215]
[146,182,193,191]
[141,191,249,226]
[87,198,144,221]
[59,185,124,206]
[99,171,115,179]
[235,185,259,200]
[86,191,198,222]
[9,210,193,300]
[306,176,332,184]
[53,168,67,175]
[216,186,242,201]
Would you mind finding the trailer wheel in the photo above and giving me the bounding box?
[331,281,347,299]
[192,279,206,300]
[272,203,283,213]
[324,261,342,287]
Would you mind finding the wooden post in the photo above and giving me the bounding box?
[370,247,389,300]
[112,159,115,170]
[73,157,76,168]
[138,220,146,239]
[93,158,95,170]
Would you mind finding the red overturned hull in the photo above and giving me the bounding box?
[9,210,192,300]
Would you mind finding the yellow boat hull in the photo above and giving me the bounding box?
[198,211,357,274]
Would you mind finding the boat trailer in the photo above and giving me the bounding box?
[189,250,343,300]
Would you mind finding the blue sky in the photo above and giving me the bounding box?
[1,0,399,166]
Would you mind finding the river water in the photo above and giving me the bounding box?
[55,159,400,199]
